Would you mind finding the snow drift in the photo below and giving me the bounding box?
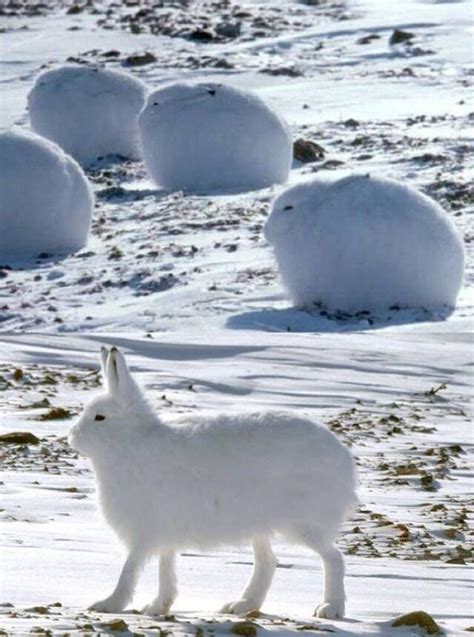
[264,174,465,313]
[138,82,292,194]
[28,65,147,166]
[0,129,93,259]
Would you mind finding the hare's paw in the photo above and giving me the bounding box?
[142,597,173,616]
[220,599,261,616]
[314,601,344,620]
[89,595,126,613]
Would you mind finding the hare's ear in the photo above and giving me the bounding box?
[100,346,109,381]
[106,347,135,398]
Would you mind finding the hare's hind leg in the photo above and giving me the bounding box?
[220,535,277,615]
[294,526,345,619]
[142,552,177,616]
[89,547,146,613]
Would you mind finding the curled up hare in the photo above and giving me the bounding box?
[68,347,357,619]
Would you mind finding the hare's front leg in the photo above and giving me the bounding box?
[89,548,146,613]
[220,536,277,615]
[142,552,177,616]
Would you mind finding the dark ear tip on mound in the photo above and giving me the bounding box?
[110,346,118,353]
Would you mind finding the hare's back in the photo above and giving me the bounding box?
[167,410,351,473]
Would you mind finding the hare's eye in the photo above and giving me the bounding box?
[95,414,106,422]
[284,205,293,211]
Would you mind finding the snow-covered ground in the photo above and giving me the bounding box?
[0,0,472,332]
[1,0,473,635]
[1,331,472,635]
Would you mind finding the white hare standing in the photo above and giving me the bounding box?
[69,347,357,618]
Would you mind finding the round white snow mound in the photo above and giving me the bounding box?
[264,174,465,313]
[0,129,93,260]
[28,65,147,166]
[138,82,292,194]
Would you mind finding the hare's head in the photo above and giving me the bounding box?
[69,347,148,457]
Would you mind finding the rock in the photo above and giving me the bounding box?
[39,407,72,421]
[389,29,415,45]
[66,4,84,15]
[0,432,40,445]
[123,52,156,67]
[12,368,23,381]
[104,619,128,631]
[293,138,325,163]
[357,34,381,45]
[102,50,121,58]
[343,118,360,128]
[231,622,258,636]
[215,21,241,38]
[190,29,215,41]
[392,611,442,634]
[261,66,302,77]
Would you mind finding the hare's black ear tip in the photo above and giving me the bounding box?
[100,346,108,353]
[110,346,119,354]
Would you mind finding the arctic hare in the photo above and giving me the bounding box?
[69,347,357,618]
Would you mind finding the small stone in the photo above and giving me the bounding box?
[293,138,325,163]
[246,610,261,619]
[67,4,84,14]
[12,368,23,381]
[0,432,40,445]
[104,618,128,631]
[124,52,156,67]
[102,50,121,58]
[343,118,359,128]
[357,34,381,45]
[389,29,415,45]
[231,622,258,637]
[39,407,72,421]
[392,611,442,634]
[190,29,215,41]
[25,606,50,614]
[215,21,241,39]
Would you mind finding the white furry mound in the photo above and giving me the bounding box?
[28,65,147,166]
[0,129,93,260]
[264,174,465,313]
[138,82,292,193]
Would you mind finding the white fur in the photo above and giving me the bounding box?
[264,174,465,313]
[69,347,357,618]
[28,65,147,166]
[138,82,292,193]
[0,128,93,259]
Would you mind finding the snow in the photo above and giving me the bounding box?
[138,83,292,194]
[264,174,465,313]
[28,65,147,166]
[0,129,93,260]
